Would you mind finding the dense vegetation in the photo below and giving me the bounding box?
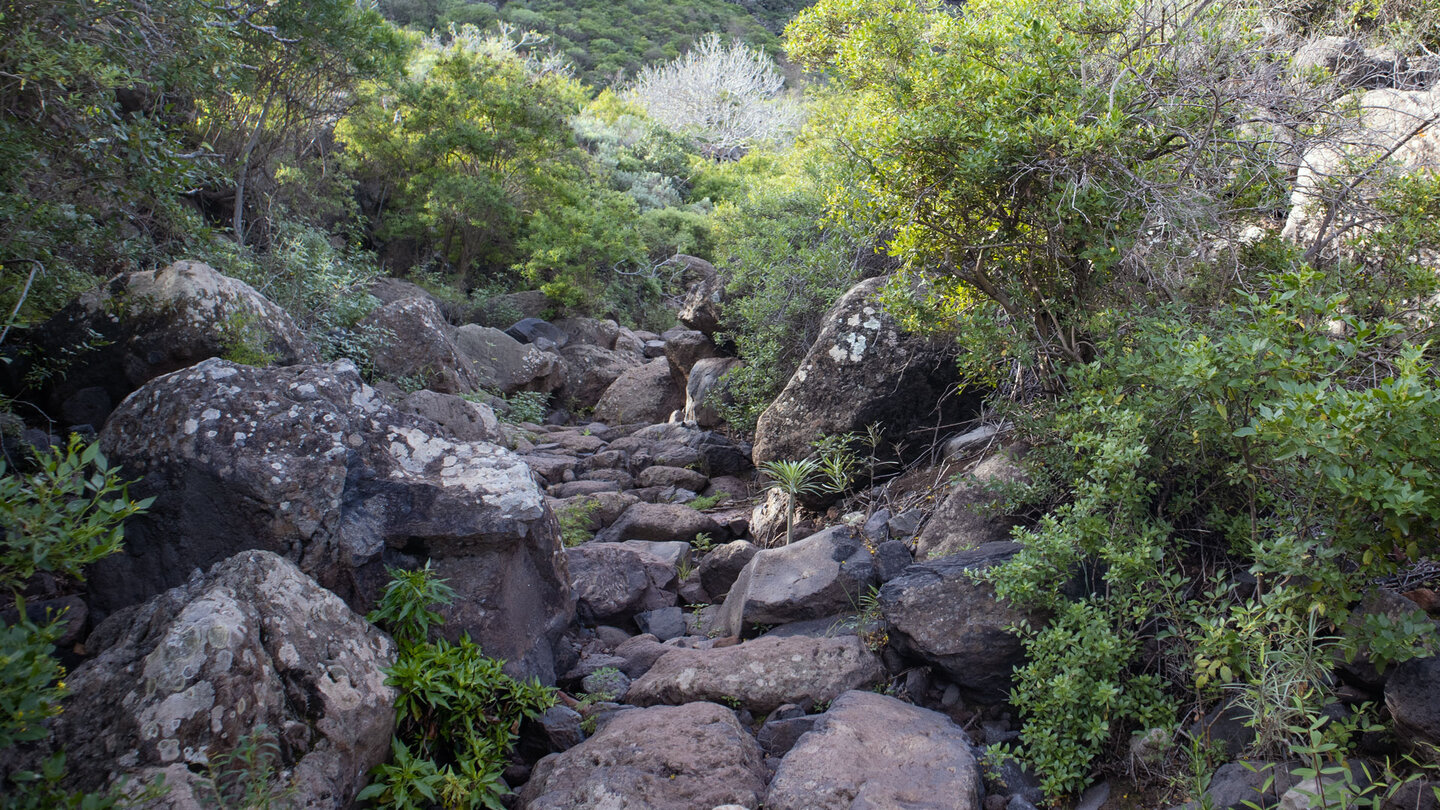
[4,0,1440,804]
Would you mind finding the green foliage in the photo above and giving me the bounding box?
[0,611,65,750]
[557,498,601,547]
[217,311,279,368]
[688,493,725,511]
[201,725,294,810]
[497,390,550,425]
[759,458,823,545]
[364,564,556,809]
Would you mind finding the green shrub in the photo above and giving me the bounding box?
[557,498,602,547]
[362,564,556,809]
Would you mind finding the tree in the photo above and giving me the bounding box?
[626,34,803,158]
[786,0,1295,368]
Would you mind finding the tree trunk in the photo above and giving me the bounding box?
[233,89,276,244]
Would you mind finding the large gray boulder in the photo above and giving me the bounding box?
[753,277,978,465]
[765,690,984,810]
[605,422,753,478]
[9,260,317,431]
[626,634,884,714]
[664,329,725,384]
[519,702,766,810]
[698,540,760,600]
[360,296,481,394]
[879,541,1035,702]
[684,357,742,428]
[453,324,565,394]
[96,358,573,682]
[1387,654,1440,748]
[398,389,501,443]
[557,343,643,412]
[45,551,395,806]
[916,448,1027,559]
[596,501,724,545]
[719,525,876,636]
[566,542,678,624]
[593,358,685,425]
[677,257,725,336]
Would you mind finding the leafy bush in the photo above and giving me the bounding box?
[363,564,556,809]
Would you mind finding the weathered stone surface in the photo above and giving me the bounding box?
[677,257,725,336]
[49,551,395,806]
[10,261,317,431]
[720,525,876,636]
[567,542,677,624]
[593,358,684,425]
[519,702,766,810]
[1172,761,1302,810]
[626,634,884,714]
[607,422,753,478]
[550,480,621,498]
[664,329,724,384]
[553,317,621,349]
[753,277,978,465]
[880,541,1035,702]
[558,343,642,411]
[684,357,742,428]
[698,540,760,601]
[944,423,1008,459]
[613,634,672,678]
[874,540,914,582]
[1387,654,1440,747]
[454,324,565,394]
[361,296,481,394]
[916,448,1028,559]
[765,690,984,810]
[620,540,692,570]
[95,358,572,682]
[636,464,710,492]
[635,606,687,641]
[505,317,569,349]
[398,389,500,443]
[596,501,723,545]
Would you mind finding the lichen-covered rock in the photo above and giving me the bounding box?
[625,635,884,714]
[916,448,1027,559]
[453,324,565,394]
[879,541,1036,702]
[96,358,572,682]
[46,551,395,807]
[765,690,984,810]
[593,358,684,425]
[752,277,978,465]
[398,389,501,443]
[719,525,876,636]
[8,260,317,431]
[519,702,766,810]
[360,296,481,394]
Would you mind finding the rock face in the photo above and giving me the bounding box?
[596,501,724,545]
[519,702,767,810]
[720,525,876,636]
[677,257,725,336]
[96,358,572,682]
[916,448,1027,559]
[48,551,395,806]
[453,324,565,394]
[1387,654,1440,747]
[879,542,1034,702]
[593,358,684,424]
[765,690,984,810]
[398,390,501,443]
[626,635,884,714]
[753,277,977,464]
[684,357,742,428]
[8,261,317,430]
[566,542,678,624]
[360,296,481,394]
[558,343,642,412]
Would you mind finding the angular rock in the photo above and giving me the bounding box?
[757,714,819,757]
[549,480,621,498]
[626,634,884,714]
[753,277,979,465]
[944,423,1008,459]
[636,606,687,641]
[566,542,677,624]
[916,448,1027,559]
[699,540,761,601]
[593,358,684,425]
[879,541,1036,702]
[720,525,876,636]
[677,257,725,336]
[505,317,569,349]
[597,501,723,545]
[607,422,752,478]
[519,702,766,810]
[684,357,742,428]
[637,464,710,492]
[95,358,571,682]
[558,343,642,412]
[453,324,565,394]
[398,389,500,443]
[553,317,621,349]
[361,296,481,393]
[614,634,672,679]
[48,551,395,805]
[765,690,983,810]
[581,667,632,699]
[620,540,692,570]
[1387,654,1440,747]
[874,540,914,582]
[664,329,724,383]
[10,261,317,431]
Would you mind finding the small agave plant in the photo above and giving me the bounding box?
[757,458,823,545]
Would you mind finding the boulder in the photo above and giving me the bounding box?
[636,464,710,492]
[664,329,725,383]
[916,448,1028,559]
[879,541,1035,702]
[505,317,569,349]
[1173,761,1302,810]
[753,277,978,465]
[592,358,685,425]
[453,324,565,394]
[557,343,643,412]
[360,296,481,394]
[518,702,766,810]
[720,525,876,636]
[95,358,572,683]
[765,690,984,810]
[46,551,395,805]
[553,317,621,349]
[398,389,500,443]
[677,257,724,336]
[1387,654,1440,747]
[596,501,723,545]
[9,261,317,431]
[566,542,677,624]
[626,634,884,714]
[607,422,753,478]
[685,357,742,428]
[698,540,760,600]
